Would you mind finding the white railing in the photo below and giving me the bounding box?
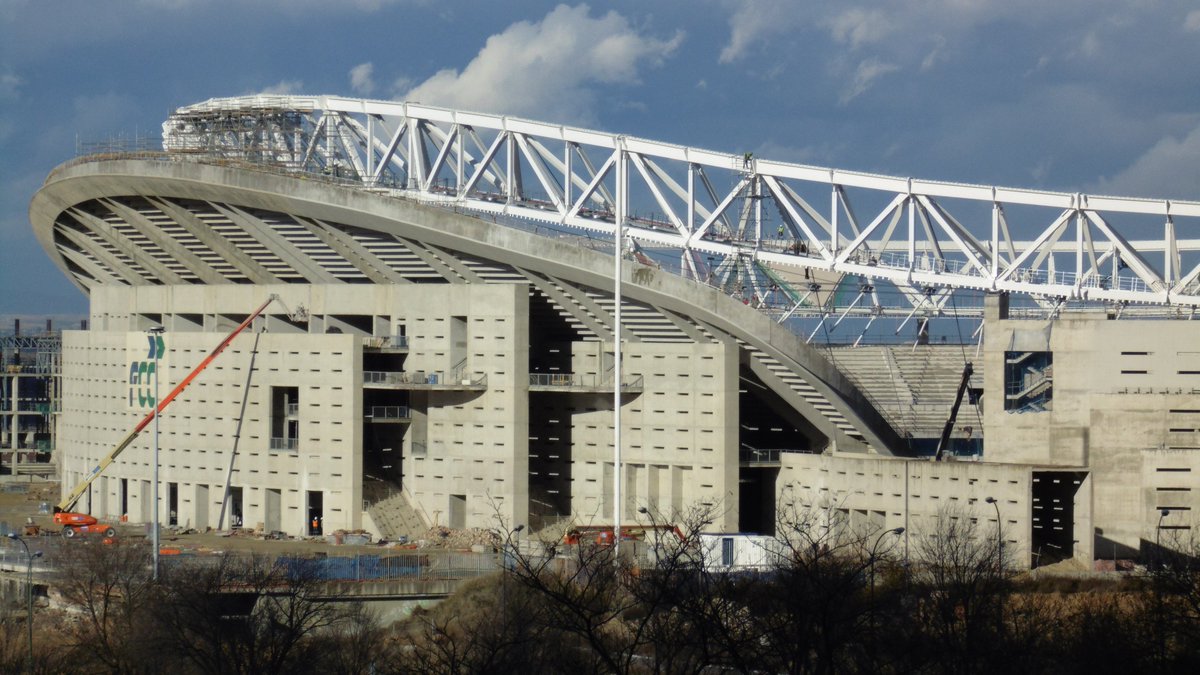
[270,437,299,451]
[529,372,644,389]
[367,406,410,420]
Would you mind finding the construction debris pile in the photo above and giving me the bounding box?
[414,526,501,550]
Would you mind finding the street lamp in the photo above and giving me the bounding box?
[1156,508,1170,565]
[1155,508,1170,668]
[148,325,164,581]
[8,533,41,674]
[985,497,1002,572]
[870,527,905,599]
[502,524,524,628]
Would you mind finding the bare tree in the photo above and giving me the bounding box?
[150,553,353,675]
[909,508,1012,673]
[53,540,161,673]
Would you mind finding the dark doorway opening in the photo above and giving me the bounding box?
[307,491,323,536]
[167,482,178,527]
[1032,470,1087,567]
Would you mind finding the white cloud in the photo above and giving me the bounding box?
[253,79,305,95]
[839,58,898,104]
[1185,10,1200,32]
[402,5,682,124]
[0,71,21,100]
[826,8,893,50]
[349,62,375,95]
[1090,123,1200,200]
[719,0,798,63]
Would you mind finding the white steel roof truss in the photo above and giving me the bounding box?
[301,115,327,170]
[565,152,617,222]
[642,158,717,228]
[695,166,735,237]
[333,114,368,178]
[161,95,1200,309]
[370,116,409,183]
[1083,210,1165,294]
[687,175,749,246]
[628,152,683,233]
[996,210,1073,284]
[421,124,459,193]
[835,194,907,266]
[460,131,508,198]
[462,126,505,193]
[514,133,564,211]
[916,196,990,279]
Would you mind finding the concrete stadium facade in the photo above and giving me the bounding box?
[28,120,1200,568]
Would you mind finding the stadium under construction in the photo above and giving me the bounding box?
[26,95,1200,568]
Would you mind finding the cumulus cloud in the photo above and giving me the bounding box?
[1185,10,1200,32]
[401,4,682,124]
[825,8,893,50]
[719,0,798,63]
[1090,124,1200,200]
[349,62,375,95]
[839,58,898,105]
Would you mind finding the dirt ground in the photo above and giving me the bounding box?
[0,477,418,558]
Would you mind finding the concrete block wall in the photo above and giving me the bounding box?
[778,453,1045,568]
[401,283,528,531]
[565,340,740,531]
[986,303,1200,554]
[60,310,361,536]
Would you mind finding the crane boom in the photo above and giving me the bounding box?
[58,295,278,512]
[934,362,975,462]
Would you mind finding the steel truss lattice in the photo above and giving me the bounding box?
[163,95,1200,319]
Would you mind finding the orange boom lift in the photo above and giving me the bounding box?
[51,295,277,537]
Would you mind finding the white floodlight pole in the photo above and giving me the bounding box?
[613,144,626,560]
[148,326,164,581]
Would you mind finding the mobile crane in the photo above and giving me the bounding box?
[49,295,279,538]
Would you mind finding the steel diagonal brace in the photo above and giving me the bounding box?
[761,175,832,260]
[778,287,818,324]
[996,210,1073,283]
[687,177,749,246]
[422,124,459,192]
[833,287,870,328]
[566,153,617,221]
[916,196,990,277]
[1084,211,1166,293]
[525,138,608,209]
[339,116,370,177]
[460,132,508,198]
[835,193,907,266]
[641,158,717,226]
[369,117,408,182]
[628,152,683,232]
[514,134,565,210]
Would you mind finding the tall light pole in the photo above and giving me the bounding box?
[1156,507,1170,566]
[613,144,627,561]
[868,526,904,668]
[8,533,41,674]
[1155,507,1170,668]
[870,527,905,601]
[985,497,1002,572]
[148,325,165,581]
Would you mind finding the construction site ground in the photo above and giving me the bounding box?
[0,476,500,558]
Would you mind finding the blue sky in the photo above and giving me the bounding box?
[2,0,1199,315]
